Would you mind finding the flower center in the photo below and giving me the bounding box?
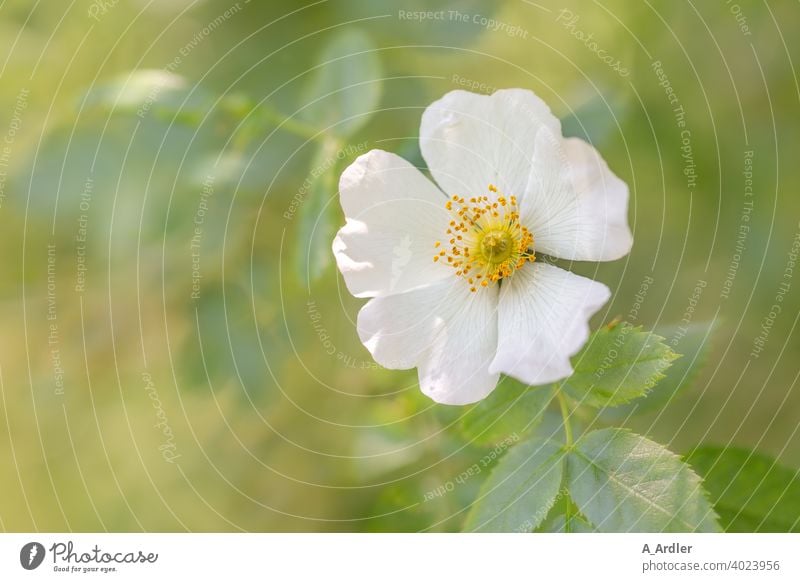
[433,185,535,292]
[479,231,514,264]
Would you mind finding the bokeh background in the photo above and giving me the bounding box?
[0,0,798,531]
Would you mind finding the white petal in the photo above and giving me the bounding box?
[489,262,610,385]
[333,150,452,298]
[521,131,633,262]
[357,279,500,405]
[419,89,561,199]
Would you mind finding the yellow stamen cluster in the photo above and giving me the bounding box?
[434,185,536,292]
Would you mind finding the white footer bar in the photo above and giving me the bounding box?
[1,533,797,581]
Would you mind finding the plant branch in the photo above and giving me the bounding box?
[557,388,574,532]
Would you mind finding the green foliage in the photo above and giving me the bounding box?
[561,84,630,148]
[687,446,800,532]
[181,282,273,398]
[298,29,382,139]
[544,514,596,533]
[463,439,564,532]
[459,381,555,446]
[15,116,219,245]
[459,321,724,532]
[292,29,384,284]
[562,323,679,408]
[566,429,720,532]
[464,428,720,532]
[534,491,595,532]
[83,69,214,125]
[600,321,717,421]
[295,138,341,285]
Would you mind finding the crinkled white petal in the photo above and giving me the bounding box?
[357,279,500,405]
[489,262,611,385]
[520,130,633,262]
[332,150,451,298]
[419,89,561,199]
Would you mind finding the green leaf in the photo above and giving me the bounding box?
[182,282,272,399]
[566,428,720,532]
[561,83,631,148]
[83,70,213,124]
[295,137,340,284]
[686,446,800,532]
[534,492,596,532]
[600,321,716,421]
[299,28,382,138]
[540,512,597,533]
[15,116,219,244]
[463,439,564,532]
[562,323,679,408]
[459,381,555,446]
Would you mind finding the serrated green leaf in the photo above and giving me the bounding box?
[463,439,564,532]
[686,446,800,532]
[459,381,555,446]
[566,428,720,532]
[540,513,597,533]
[299,28,382,138]
[600,321,717,421]
[563,323,679,408]
[295,138,340,284]
[534,491,597,532]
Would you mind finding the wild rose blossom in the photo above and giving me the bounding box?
[333,89,632,405]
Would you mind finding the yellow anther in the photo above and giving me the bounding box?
[435,184,535,291]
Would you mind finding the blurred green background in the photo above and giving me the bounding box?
[0,0,798,531]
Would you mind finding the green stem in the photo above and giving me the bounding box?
[557,390,573,447]
[226,99,335,153]
[556,388,573,533]
[259,104,332,144]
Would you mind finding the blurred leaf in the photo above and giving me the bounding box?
[566,428,720,532]
[391,136,425,171]
[686,446,800,532]
[367,480,443,532]
[13,116,219,246]
[295,137,340,285]
[563,323,679,408]
[463,438,564,532]
[600,321,716,421]
[298,28,382,138]
[83,70,214,125]
[182,283,270,398]
[351,428,424,480]
[561,84,630,147]
[459,381,554,445]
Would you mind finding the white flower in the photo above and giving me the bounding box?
[332,89,632,405]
